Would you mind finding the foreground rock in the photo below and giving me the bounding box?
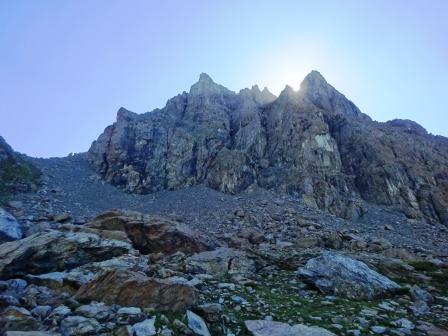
[75,269,196,312]
[297,252,400,299]
[0,306,42,334]
[0,208,23,243]
[0,231,133,279]
[245,320,336,336]
[86,210,211,254]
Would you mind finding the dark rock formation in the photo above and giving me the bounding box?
[88,71,448,224]
[0,137,41,201]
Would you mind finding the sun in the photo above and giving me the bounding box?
[249,43,329,95]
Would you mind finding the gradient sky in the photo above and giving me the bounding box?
[1,0,447,157]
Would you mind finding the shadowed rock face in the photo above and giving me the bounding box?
[0,137,41,199]
[88,71,448,224]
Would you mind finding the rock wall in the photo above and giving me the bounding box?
[88,72,448,224]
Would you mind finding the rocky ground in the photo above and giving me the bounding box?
[0,154,447,335]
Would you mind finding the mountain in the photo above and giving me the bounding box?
[88,71,448,225]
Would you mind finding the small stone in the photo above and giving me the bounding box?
[60,315,101,336]
[75,302,112,321]
[133,318,156,336]
[371,326,387,334]
[187,310,211,336]
[116,307,145,325]
[194,303,223,323]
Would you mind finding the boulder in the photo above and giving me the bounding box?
[133,318,156,336]
[186,247,256,277]
[75,302,112,321]
[193,303,223,323]
[238,229,266,244]
[244,320,336,336]
[26,254,150,293]
[59,315,101,336]
[116,307,145,325]
[0,231,133,279]
[0,208,23,242]
[75,269,196,312]
[297,252,400,299]
[0,306,42,334]
[86,210,211,254]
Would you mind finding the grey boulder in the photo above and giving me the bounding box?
[0,208,23,242]
[133,318,156,336]
[187,310,211,336]
[297,252,400,299]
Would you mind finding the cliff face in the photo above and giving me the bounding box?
[88,71,448,224]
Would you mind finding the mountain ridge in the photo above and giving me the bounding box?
[88,71,448,225]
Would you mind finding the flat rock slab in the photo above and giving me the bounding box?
[75,269,196,312]
[87,209,212,254]
[0,231,133,279]
[245,320,336,336]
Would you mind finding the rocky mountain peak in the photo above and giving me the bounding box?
[278,85,298,102]
[239,85,277,106]
[299,71,367,119]
[301,70,328,88]
[189,73,233,96]
[261,86,275,98]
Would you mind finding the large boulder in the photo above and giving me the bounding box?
[75,269,196,312]
[244,320,336,336]
[0,208,23,243]
[297,252,400,300]
[26,254,150,293]
[86,210,211,254]
[0,231,133,279]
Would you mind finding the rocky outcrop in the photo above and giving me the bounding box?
[0,137,41,200]
[297,252,400,300]
[0,231,133,279]
[86,209,212,254]
[75,269,196,312]
[88,72,448,224]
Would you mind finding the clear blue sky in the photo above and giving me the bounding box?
[0,0,447,157]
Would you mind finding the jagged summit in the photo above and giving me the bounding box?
[301,70,328,87]
[189,73,234,96]
[280,84,296,96]
[89,71,448,226]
